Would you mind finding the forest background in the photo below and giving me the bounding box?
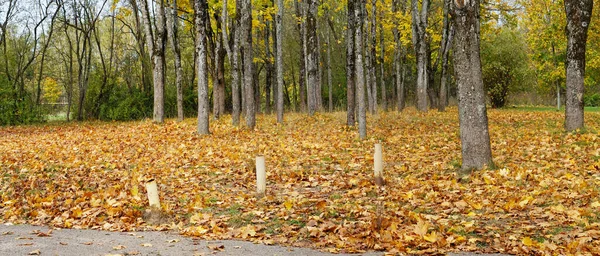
[0,0,596,125]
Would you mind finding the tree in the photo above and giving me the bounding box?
[355,0,367,139]
[306,0,318,116]
[165,0,185,121]
[393,0,407,112]
[240,0,255,129]
[346,0,356,125]
[450,0,493,171]
[564,0,593,131]
[275,0,284,123]
[196,0,210,134]
[139,0,167,123]
[481,28,532,108]
[437,0,453,112]
[411,0,429,112]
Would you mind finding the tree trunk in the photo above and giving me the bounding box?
[355,0,367,140]
[213,12,226,120]
[241,0,255,128]
[196,0,210,134]
[264,16,273,114]
[306,0,318,116]
[393,0,405,112]
[451,0,493,171]
[363,2,373,114]
[327,28,333,112]
[379,0,386,111]
[231,0,242,126]
[166,0,185,121]
[411,0,429,112]
[370,0,377,114]
[564,0,593,131]
[276,0,284,122]
[346,0,356,125]
[140,0,167,123]
[438,0,453,112]
[294,0,307,113]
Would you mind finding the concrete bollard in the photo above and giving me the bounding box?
[146,179,161,209]
[374,143,384,186]
[256,156,266,196]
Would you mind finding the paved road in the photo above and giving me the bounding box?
[0,224,509,256]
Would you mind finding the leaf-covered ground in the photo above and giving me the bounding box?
[2,108,600,255]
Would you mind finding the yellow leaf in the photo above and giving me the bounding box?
[591,201,600,208]
[423,231,438,243]
[413,220,428,236]
[284,200,293,210]
[522,236,535,246]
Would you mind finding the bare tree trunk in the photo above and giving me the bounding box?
[140,0,167,123]
[564,0,592,131]
[370,0,377,114]
[129,0,152,94]
[346,0,356,125]
[241,0,255,128]
[451,0,493,171]
[276,0,284,122]
[306,0,318,116]
[294,0,307,113]
[327,28,333,112]
[393,0,406,112]
[438,0,453,112]
[355,0,367,140]
[379,0,386,111]
[166,0,185,121]
[264,15,273,114]
[229,0,241,126]
[363,2,373,114]
[196,0,210,134]
[411,0,429,112]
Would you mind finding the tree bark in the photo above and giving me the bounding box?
[140,0,167,123]
[294,0,307,113]
[346,0,356,125]
[411,0,429,112]
[241,0,255,128]
[166,0,185,121]
[213,12,226,119]
[264,15,273,114]
[306,0,318,116]
[231,0,242,126]
[393,0,405,112]
[379,0,386,111]
[355,0,367,140]
[450,0,493,171]
[564,0,593,131]
[276,0,284,122]
[438,0,453,112]
[370,0,377,114]
[196,0,210,134]
[327,28,333,112]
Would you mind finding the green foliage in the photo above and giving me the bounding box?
[584,94,600,107]
[98,87,152,121]
[481,28,534,108]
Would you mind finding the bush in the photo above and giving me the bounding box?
[584,93,600,107]
[99,88,152,121]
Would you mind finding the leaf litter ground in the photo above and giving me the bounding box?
[1,108,600,255]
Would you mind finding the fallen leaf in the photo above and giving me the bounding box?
[28,249,41,255]
[140,243,152,247]
[113,245,126,250]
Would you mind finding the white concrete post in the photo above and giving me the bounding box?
[146,179,161,209]
[374,143,384,185]
[256,156,266,195]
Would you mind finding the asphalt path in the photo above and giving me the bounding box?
[0,224,509,256]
